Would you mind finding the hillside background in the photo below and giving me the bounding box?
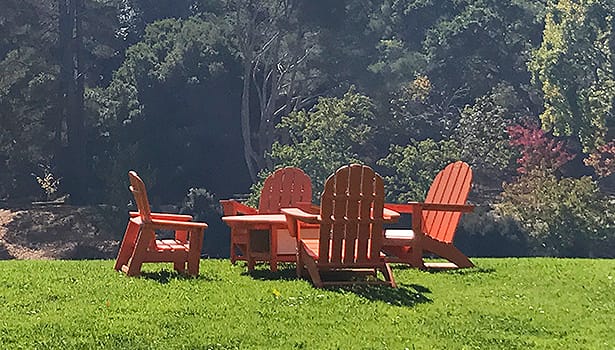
[1,0,613,259]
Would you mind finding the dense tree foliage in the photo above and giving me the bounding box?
[268,88,376,196]
[454,84,523,185]
[378,138,461,202]
[1,0,613,257]
[89,16,244,203]
[0,0,123,202]
[529,0,615,151]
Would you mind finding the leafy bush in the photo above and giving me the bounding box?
[455,206,529,257]
[377,138,461,202]
[267,88,376,199]
[180,187,227,258]
[498,171,614,257]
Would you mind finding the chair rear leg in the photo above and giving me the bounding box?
[423,237,474,268]
[114,220,140,271]
[380,263,397,288]
[442,248,474,268]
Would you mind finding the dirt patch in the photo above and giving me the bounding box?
[0,205,125,260]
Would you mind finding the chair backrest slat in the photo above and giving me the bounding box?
[330,167,349,264]
[423,161,472,243]
[319,179,334,263]
[259,167,312,214]
[128,171,152,223]
[319,164,385,265]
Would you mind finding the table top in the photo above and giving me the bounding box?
[222,208,400,225]
[222,213,287,225]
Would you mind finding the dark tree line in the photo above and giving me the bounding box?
[1,0,613,257]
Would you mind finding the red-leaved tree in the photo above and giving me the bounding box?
[507,121,575,175]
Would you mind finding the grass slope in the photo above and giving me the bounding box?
[0,258,613,349]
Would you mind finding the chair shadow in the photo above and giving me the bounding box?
[390,264,496,275]
[247,264,432,307]
[426,266,496,275]
[332,283,432,307]
[139,269,217,284]
[246,264,299,281]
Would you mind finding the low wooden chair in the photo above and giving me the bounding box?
[382,161,475,269]
[282,164,397,288]
[114,171,208,276]
[220,167,315,270]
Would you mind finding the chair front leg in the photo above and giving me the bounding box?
[125,227,153,276]
[187,228,204,276]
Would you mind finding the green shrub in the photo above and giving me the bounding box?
[377,138,461,202]
[266,87,376,200]
[180,187,227,258]
[455,206,529,257]
[497,171,615,257]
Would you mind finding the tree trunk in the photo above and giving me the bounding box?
[58,0,86,203]
[240,60,258,182]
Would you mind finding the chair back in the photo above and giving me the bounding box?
[128,171,152,223]
[423,161,472,243]
[258,167,312,214]
[317,164,385,265]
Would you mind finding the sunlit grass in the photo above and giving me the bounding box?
[0,258,613,349]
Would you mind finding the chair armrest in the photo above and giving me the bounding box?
[147,218,208,230]
[385,202,474,213]
[220,199,258,216]
[420,203,474,212]
[130,212,193,221]
[294,202,320,214]
[383,208,401,222]
[281,208,321,238]
[280,208,321,224]
[384,203,421,214]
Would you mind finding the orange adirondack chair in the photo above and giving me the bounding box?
[282,164,397,288]
[220,166,314,269]
[382,161,474,269]
[114,171,208,276]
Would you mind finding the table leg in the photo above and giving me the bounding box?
[270,226,278,272]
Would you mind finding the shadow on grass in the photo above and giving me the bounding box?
[426,266,496,275]
[139,269,217,284]
[390,264,496,276]
[332,283,432,307]
[247,264,298,281]
[247,264,432,307]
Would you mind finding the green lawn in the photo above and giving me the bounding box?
[0,258,613,349]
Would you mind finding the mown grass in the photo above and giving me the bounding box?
[0,258,613,349]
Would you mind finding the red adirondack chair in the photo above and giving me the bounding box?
[220,167,315,270]
[382,161,474,269]
[114,171,208,276]
[282,164,397,288]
